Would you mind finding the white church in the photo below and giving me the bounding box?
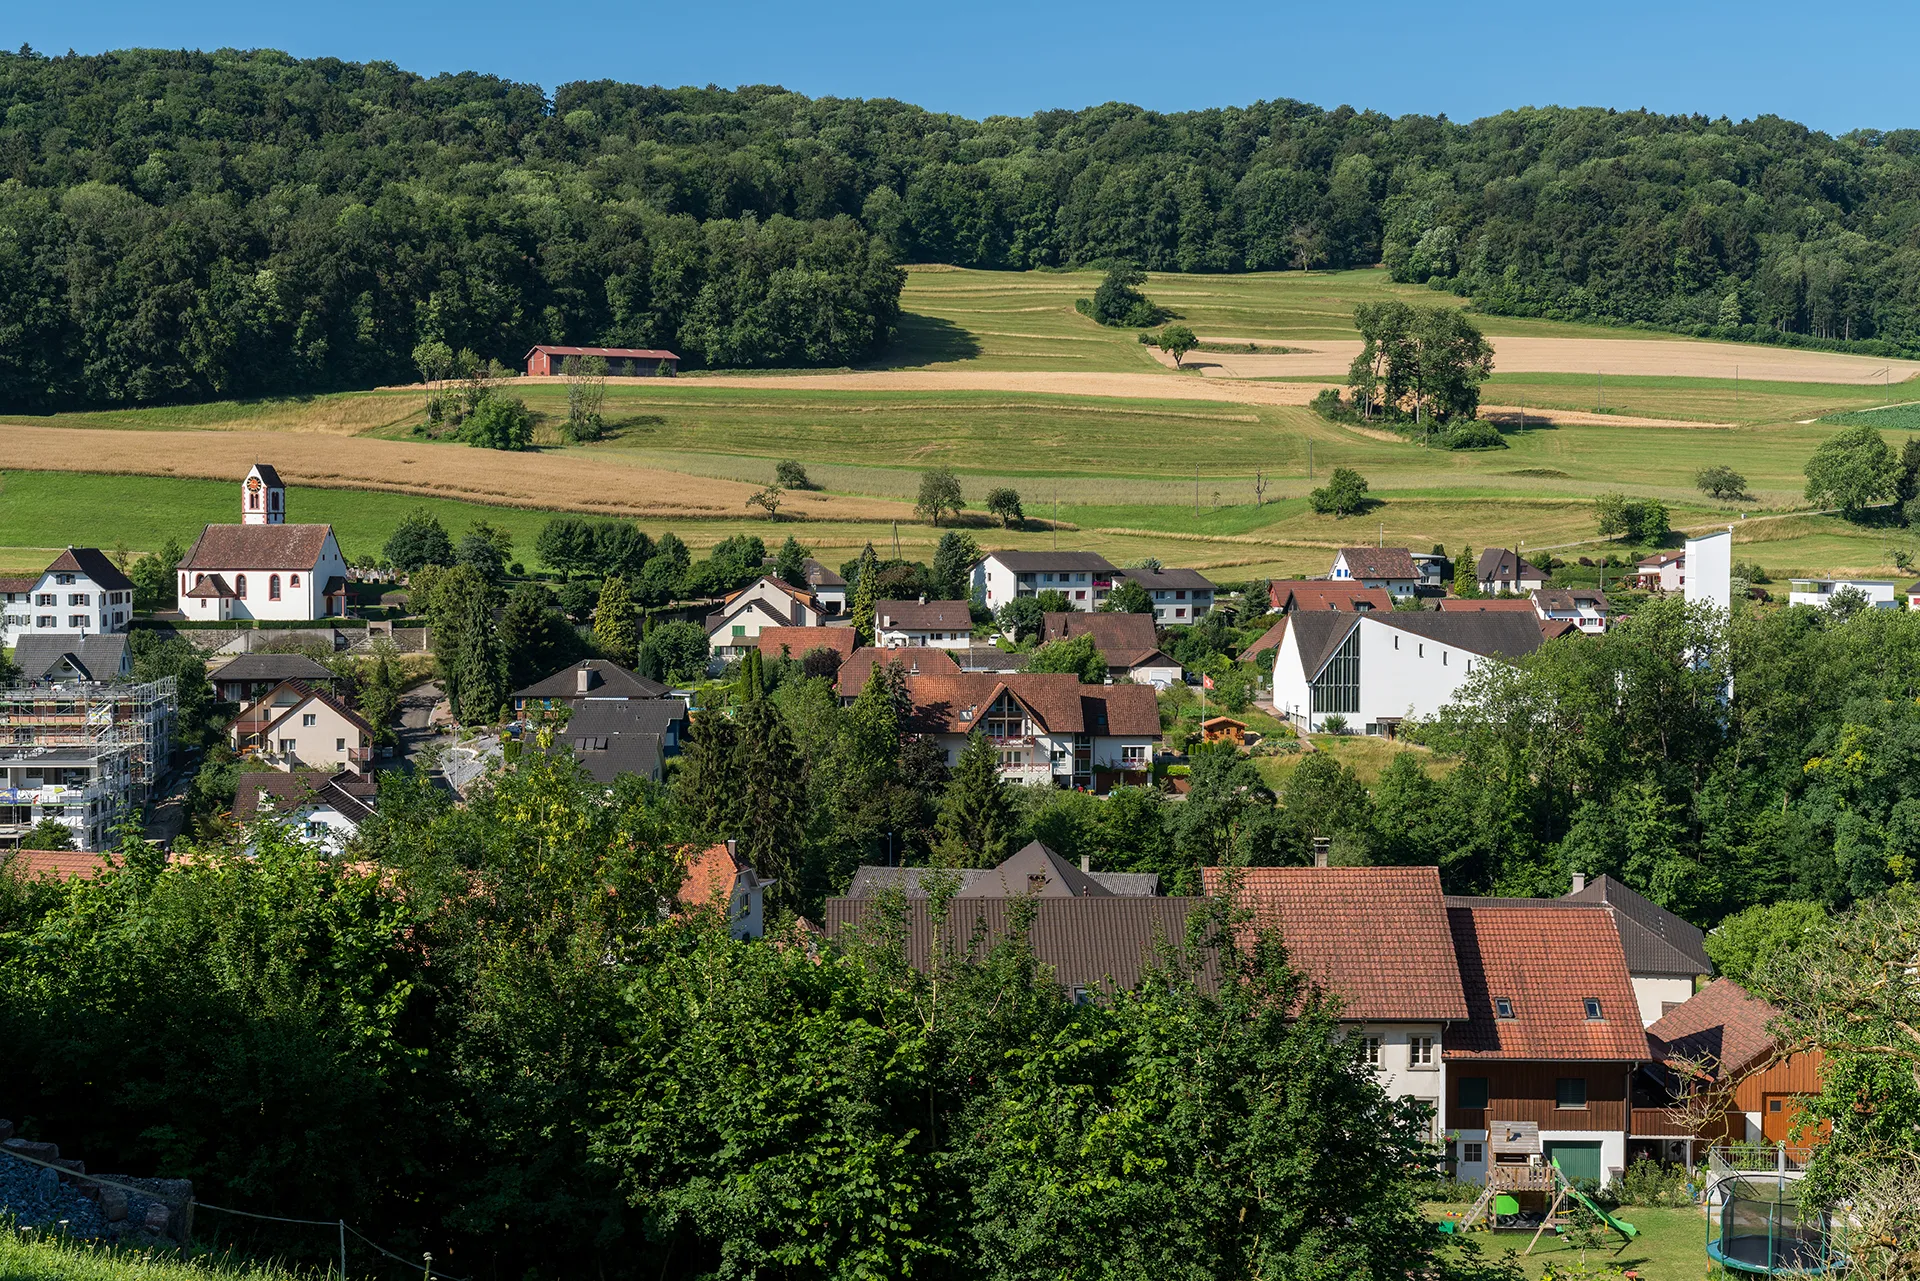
[176,465,351,622]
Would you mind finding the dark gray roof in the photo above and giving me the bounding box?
[1118,566,1215,591]
[1476,548,1544,581]
[210,653,337,683]
[45,547,135,592]
[805,559,846,588]
[12,634,131,682]
[952,647,1028,672]
[551,699,687,783]
[232,769,377,825]
[1567,875,1713,976]
[845,843,1160,898]
[982,550,1118,573]
[251,463,285,489]
[1278,611,1363,680]
[1373,610,1545,661]
[513,659,669,702]
[823,896,1218,994]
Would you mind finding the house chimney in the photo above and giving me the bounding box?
[577,666,595,693]
[727,837,738,863]
[918,592,926,605]
[1571,871,1586,894]
[1080,854,1091,873]
[1311,837,1330,868]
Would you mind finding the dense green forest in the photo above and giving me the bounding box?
[4,47,1920,408]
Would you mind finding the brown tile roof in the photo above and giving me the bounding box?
[883,670,1162,738]
[874,599,973,631]
[245,680,376,740]
[0,575,37,594]
[835,646,960,696]
[1203,866,1468,1021]
[724,575,817,610]
[1443,904,1650,1061]
[180,524,337,570]
[1336,547,1419,580]
[1539,619,1582,640]
[823,895,1220,994]
[184,574,238,598]
[1532,588,1606,611]
[46,547,134,592]
[1041,611,1158,652]
[756,627,858,662]
[677,841,770,911]
[231,769,378,824]
[528,344,679,361]
[4,849,114,880]
[1269,580,1394,614]
[1638,551,1685,569]
[1646,979,1781,1081]
[1436,598,1537,613]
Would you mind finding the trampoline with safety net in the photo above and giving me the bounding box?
[1706,1176,1844,1276]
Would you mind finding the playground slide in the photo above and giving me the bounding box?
[1551,1162,1639,1240]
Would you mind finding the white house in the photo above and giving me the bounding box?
[1684,529,1733,613]
[1475,548,1546,595]
[803,559,847,615]
[1566,873,1714,1027]
[1114,566,1216,624]
[0,548,135,648]
[704,576,827,663]
[231,769,377,856]
[1040,611,1182,688]
[1205,866,1469,1145]
[874,598,976,649]
[900,671,1160,791]
[678,839,777,940]
[1787,578,1898,610]
[1411,551,1451,589]
[1329,547,1421,598]
[971,551,1118,613]
[177,466,350,622]
[1531,588,1608,634]
[1633,550,1686,592]
[231,680,375,771]
[1271,611,1544,735]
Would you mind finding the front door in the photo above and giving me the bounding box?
[1544,1140,1603,1186]
[1762,1094,1801,1143]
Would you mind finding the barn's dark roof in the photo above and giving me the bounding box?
[551,699,688,783]
[1372,610,1546,661]
[210,653,337,684]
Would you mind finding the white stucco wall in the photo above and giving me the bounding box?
[1631,975,1699,1028]
[1272,617,1490,733]
[1351,1023,1448,1139]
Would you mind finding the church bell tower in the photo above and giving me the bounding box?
[242,463,286,525]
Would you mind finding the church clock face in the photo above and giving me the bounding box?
[247,477,261,492]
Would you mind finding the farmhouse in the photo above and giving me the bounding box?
[0,547,135,648]
[1475,548,1546,595]
[524,344,678,377]
[1270,610,1543,735]
[1266,580,1392,615]
[890,671,1159,790]
[177,466,350,622]
[1040,611,1182,687]
[1329,547,1421,598]
[1114,565,1215,623]
[874,598,975,649]
[971,550,1118,613]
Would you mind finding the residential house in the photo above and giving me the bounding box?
[208,653,338,705]
[1115,566,1215,624]
[1040,611,1182,687]
[551,698,689,784]
[1636,980,1825,1164]
[1787,578,1898,610]
[1330,547,1421,598]
[1204,866,1470,1138]
[1411,551,1451,589]
[231,769,378,856]
[679,839,777,940]
[846,840,1160,897]
[13,634,133,683]
[1270,610,1543,735]
[802,560,848,615]
[512,659,673,720]
[756,626,859,668]
[0,673,176,850]
[1634,551,1686,592]
[524,344,678,377]
[874,598,977,649]
[231,680,375,771]
[0,547,136,647]
[704,576,827,664]
[893,671,1160,791]
[824,894,1217,1000]
[1476,548,1546,595]
[1567,873,1714,1025]
[1532,588,1609,634]
[971,550,1118,613]
[1443,900,1651,1188]
[1267,580,1393,615]
[834,646,961,699]
[1906,579,1920,610]
[177,466,351,621]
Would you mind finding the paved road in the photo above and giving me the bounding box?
[395,681,446,779]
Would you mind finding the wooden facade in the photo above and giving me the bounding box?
[1448,1061,1635,1133]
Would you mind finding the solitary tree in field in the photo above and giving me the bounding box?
[775,460,811,490]
[985,487,1023,528]
[1805,424,1899,519]
[1695,465,1749,501]
[745,484,784,521]
[1308,468,1370,517]
[1157,324,1198,367]
[915,468,966,526]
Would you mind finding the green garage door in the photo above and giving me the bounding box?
[1544,1141,1603,1185]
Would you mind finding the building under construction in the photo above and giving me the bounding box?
[0,676,177,851]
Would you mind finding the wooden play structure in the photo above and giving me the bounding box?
[1454,1121,1638,1251]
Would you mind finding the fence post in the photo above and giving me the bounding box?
[1776,1142,1786,1174]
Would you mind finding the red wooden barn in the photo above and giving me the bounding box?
[524,345,679,377]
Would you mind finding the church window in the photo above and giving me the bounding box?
[290,574,300,588]
[270,575,281,600]
[236,574,247,598]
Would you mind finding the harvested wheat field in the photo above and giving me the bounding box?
[0,426,914,522]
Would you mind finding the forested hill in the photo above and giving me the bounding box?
[4,47,1920,408]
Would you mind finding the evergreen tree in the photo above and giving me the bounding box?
[931,530,980,601]
[455,587,507,723]
[672,711,743,839]
[594,575,639,667]
[499,582,571,687]
[774,535,810,587]
[935,731,1018,865]
[730,693,810,904]
[851,543,881,647]
[1453,545,1479,597]
[358,649,401,744]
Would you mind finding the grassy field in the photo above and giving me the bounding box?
[1434,1205,1708,1280]
[0,1231,303,1281]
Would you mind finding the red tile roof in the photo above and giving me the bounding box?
[835,646,960,696]
[757,627,858,662]
[1269,580,1394,614]
[679,842,745,911]
[4,849,115,880]
[180,524,337,570]
[874,600,973,631]
[1041,611,1158,651]
[898,672,1162,738]
[1647,979,1781,1080]
[1203,866,1468,1021]
[1444,904,1650,1061]
[528,344,678,361]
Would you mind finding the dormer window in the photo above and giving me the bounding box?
[1583,998,1603,1021]
[1494,997,1515,1019]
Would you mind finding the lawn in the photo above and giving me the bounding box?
[1433,1205,1709,1281]
[1254,733,1445,788]
[0,1230,302,1281]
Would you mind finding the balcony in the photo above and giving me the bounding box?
[996,763,1054,785]
[1708,1143,1815,1177]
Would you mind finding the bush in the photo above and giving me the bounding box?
[1311,388,1361,423]
[1408,1173,1481,1205]
[462,394,536,450]
[1308,468,1370,516]
[775,460,811,489]
[1437,421,1508,450]
[1320,714,1349,734]
[1608,1157,1696,1207]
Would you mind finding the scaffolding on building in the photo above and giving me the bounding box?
[0,676,178,802]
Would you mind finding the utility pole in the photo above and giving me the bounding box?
[1308,440,1314,481]
[892,520,899,560]
[1194,463,1199,518]
[1053,488,1059,551]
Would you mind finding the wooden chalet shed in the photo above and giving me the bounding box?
[525,345,679,377]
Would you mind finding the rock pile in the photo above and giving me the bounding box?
[0,1120,192,1247]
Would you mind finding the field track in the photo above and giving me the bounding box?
[0,426,915,521]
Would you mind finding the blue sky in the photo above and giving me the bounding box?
[14,0,1914,135]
